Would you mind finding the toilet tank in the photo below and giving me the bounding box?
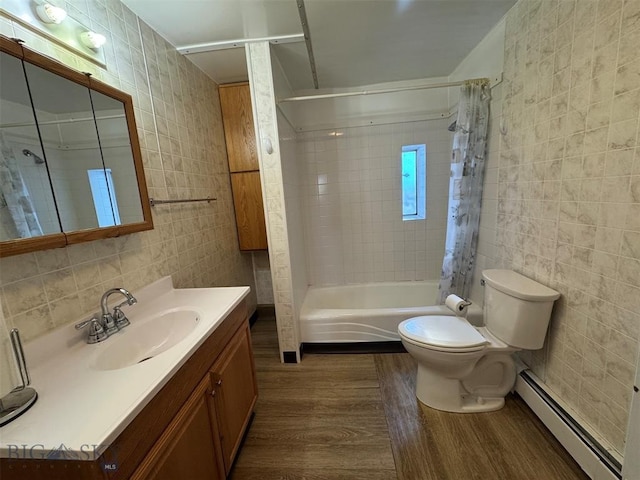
[482,270,560,350]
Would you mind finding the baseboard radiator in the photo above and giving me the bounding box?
[516,371,621,480]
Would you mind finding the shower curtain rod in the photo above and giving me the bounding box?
[277,77,490,103]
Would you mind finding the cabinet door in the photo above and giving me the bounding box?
[211,323,258,474]
[131,376,225,480]
[219,83,258,172]
[230,171,268,250]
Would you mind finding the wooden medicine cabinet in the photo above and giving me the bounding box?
[0,35,152,258]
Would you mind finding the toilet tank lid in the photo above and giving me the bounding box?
[482,270,560,302]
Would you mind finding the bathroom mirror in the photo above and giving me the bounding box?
[0,46,64,247]
[90,89,145,227]
[0,36,152,257]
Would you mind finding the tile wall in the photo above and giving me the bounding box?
[476,0,640,455]
[296,120,453,286]
[279,113,309,326]
[0,0,256,341]
[252,251,274,305]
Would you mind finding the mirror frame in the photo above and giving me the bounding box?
[0,36,153,258]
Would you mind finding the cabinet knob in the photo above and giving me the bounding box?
[210,390,216,397]
[216,379,222,386]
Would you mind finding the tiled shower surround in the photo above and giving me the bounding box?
[297,119,453,286]
[0,0,255,340]
[477,0,640,455]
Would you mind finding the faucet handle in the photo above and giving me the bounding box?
[101,313,119,336]
[112,295,135,330]
[75,317,108,344]
[113,306,130,329]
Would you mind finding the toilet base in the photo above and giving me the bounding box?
[416,364,506,413]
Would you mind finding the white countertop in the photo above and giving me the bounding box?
[0,276,250,460]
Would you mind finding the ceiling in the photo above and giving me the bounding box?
[122,0,515,92]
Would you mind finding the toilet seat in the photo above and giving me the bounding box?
[398,316,488,353]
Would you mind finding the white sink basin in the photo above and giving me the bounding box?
[92,308,201,371]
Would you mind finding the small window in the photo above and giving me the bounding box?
[402,144,426,221]
[88,168,120,227]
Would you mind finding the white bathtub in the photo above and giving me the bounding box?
[300,281,452,343]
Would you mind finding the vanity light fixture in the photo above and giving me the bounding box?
[36,3,67,24]
[80,31,107,49]
[2,0,106,65]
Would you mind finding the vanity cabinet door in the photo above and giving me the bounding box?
[131,376,225,480]
[211,323,258,474]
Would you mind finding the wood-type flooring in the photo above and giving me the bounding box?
[230,315,589,480]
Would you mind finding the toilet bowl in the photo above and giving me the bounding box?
[399,316,517,412]
[398,269,560,413]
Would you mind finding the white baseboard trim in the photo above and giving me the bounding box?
[515,373,620,480]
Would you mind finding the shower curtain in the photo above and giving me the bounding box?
[0,131,44,238]
[438,79,491,303]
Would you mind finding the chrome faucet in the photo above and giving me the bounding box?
[75,287,137,343]
[101,288,137,333]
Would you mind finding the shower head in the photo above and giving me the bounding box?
[22,149,45,164]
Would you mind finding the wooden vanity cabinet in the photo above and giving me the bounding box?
[131,376,225,480]
[219,82,268,251]
[132,318,257,480]
[0,300,256,480]
[211,322,258,473]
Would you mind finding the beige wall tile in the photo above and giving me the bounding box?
[0,254,39,286]
[11,306,54,342]
[34,249,70,274]
[485,0,640,455]
[2,278,47,317]
[42,269,77,303]
[631,175,640,201]
[621,231,640,258]
[598,416,626,454]
[614,59,640,95]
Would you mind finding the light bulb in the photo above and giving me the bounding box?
[80,31,107,49]
[36,3,67,24]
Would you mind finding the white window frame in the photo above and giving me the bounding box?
[402,143,426,221]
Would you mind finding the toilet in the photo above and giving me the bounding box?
[398,269,560,413]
